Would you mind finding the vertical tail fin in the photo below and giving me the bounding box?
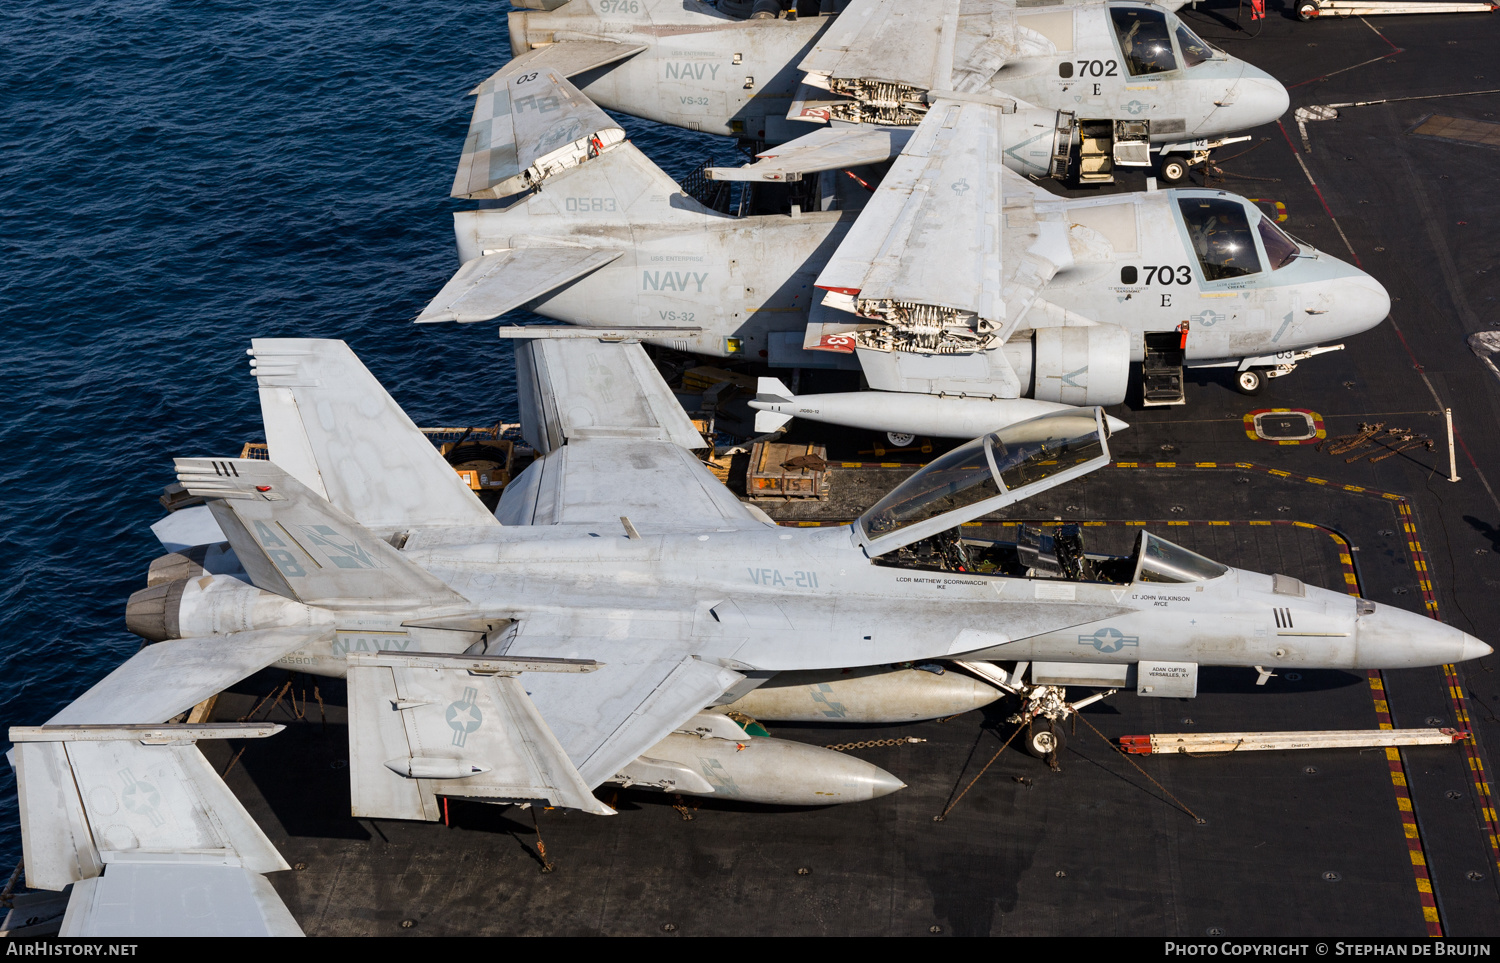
[251,338,497,534]
[450,62,696,211]
[453,63,627,200]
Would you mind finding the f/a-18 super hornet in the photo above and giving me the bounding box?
[12,335,1487,934]
[503,0,1288,182]
[421,64,1386,438]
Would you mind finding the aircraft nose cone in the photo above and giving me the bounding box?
[1105,414,1130,434]
[1358,603,1491,668]
[1236,69,1290,127]
[1324,274,1392,339]
[1195,65,1288,135]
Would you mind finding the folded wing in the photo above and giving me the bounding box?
[800,0,960,90]
[12,724,302,936]
[501,337,770,533]
[496,617,745,788]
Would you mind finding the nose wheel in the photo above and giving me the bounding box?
[1236,368,1266,395]
[1159,157,1189,184]
[1025,721,1067,758]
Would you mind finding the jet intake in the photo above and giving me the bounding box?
[1023,324,1131,407]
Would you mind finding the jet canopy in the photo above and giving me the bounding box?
[858,409,1112,557]
[1133,531,1228,583]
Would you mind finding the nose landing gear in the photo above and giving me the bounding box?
[1236,368,1266,395]
[954,661,1117,766]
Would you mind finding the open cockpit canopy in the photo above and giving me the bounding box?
[858,409,1112,556]
[1133,531,1228,583]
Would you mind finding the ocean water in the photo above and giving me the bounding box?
[0,0,724,868]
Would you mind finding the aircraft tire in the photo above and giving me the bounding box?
[886,432,916,448]
[1236,369,1266,395]
[1025,721,1066,758]
[1159,158,1189,183]
[1296,2,1318,19]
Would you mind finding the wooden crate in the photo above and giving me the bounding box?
[746,442,831,500]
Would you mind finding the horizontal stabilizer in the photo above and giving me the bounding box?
[497,39,646,82]
[12,724,289,894]
[150,505,227,553]
[346,652,612,820]
[515,338,704,455]
[48,627,334,727]
[61,863,302,937]
[251,338,498,532]
[416,247,622,324]
[707,126,912,182]
[176,458,469,607]
[453,64,625,199]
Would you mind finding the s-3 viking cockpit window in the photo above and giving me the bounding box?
[1174,23,1214,67]
[1110,6,1178,76]
[1132,532,1229,583]
[859,413,1105,541]
[1257,216,1301,271]
[1178,197,1263,281]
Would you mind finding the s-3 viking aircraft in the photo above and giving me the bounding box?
[503,0,1288,182]
[11,336,1487,934]
[421,64,1386,438]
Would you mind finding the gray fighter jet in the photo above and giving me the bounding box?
[12,335,1487,933]
[504,0,1288,180]
[421,65,1387,437]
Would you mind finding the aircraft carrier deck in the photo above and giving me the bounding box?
[141,6,1500,937]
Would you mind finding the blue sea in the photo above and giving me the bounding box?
[0,0,725,869]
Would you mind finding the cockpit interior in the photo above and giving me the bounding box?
[1177,195,1307,281]
[1110,5,1223,76]
[874,525,1230,587]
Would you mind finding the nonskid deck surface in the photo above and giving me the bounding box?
[79,4,1500,938]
